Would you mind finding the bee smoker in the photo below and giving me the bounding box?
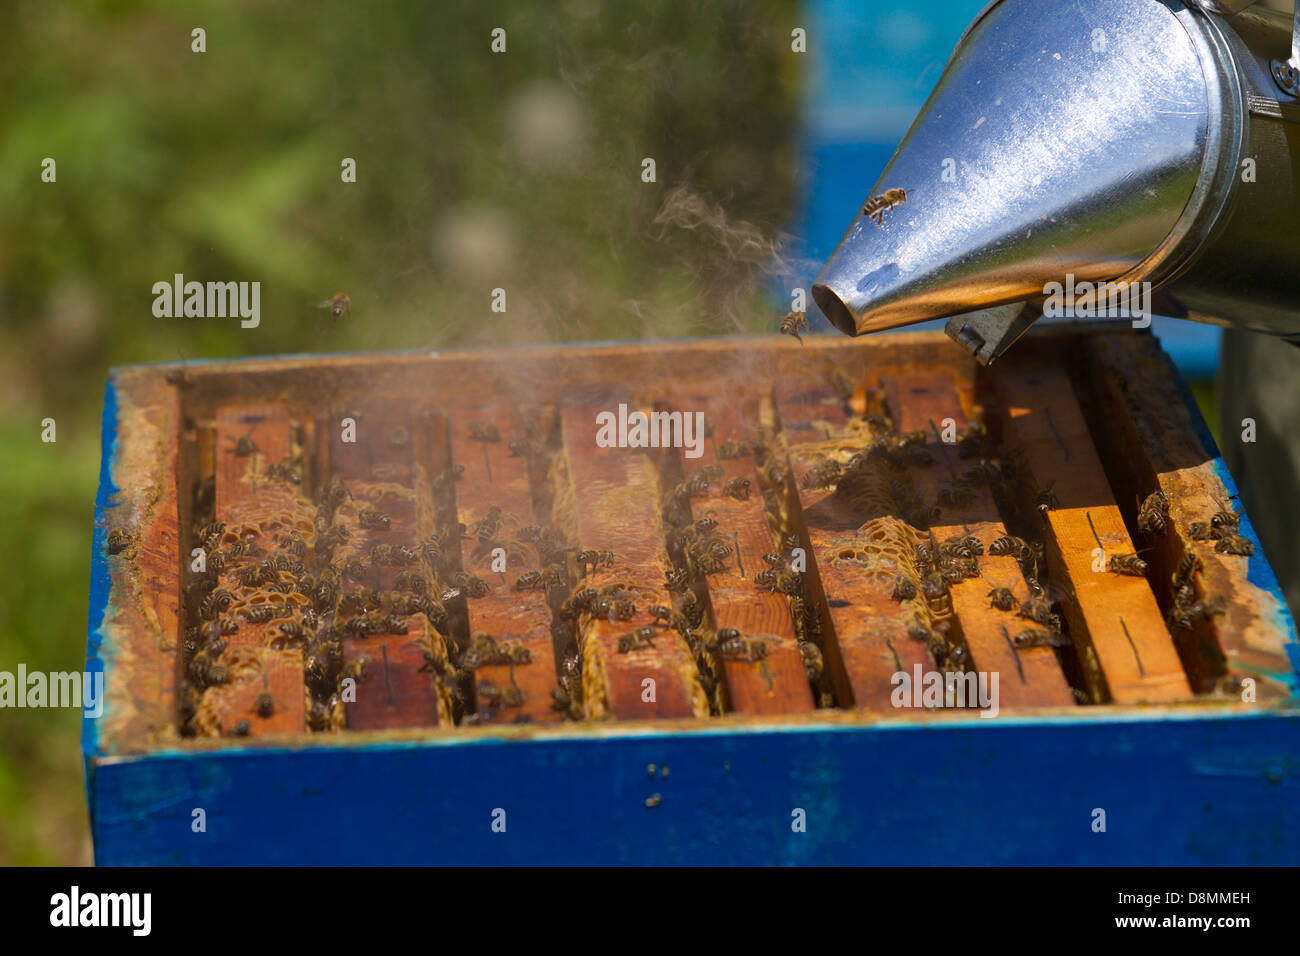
[811,0,1300,364]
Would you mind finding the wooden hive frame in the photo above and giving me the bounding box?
[85,326,1300,864]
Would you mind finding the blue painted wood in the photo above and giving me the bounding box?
[84,377,118,814]
[92,712,1299,865]
[1159,338,1300,688]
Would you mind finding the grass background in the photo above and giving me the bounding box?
[0,0,805,865]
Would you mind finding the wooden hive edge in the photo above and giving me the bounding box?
[89,327,1300,760]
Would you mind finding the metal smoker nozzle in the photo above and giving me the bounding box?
[812,0,1300,364]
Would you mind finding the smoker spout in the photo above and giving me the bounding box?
[813,0,1300,357]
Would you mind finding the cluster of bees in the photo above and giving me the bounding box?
[1165,552,1226,631]
[176,517,317,733]
[1189,505,1253,556]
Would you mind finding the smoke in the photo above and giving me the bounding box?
[640,184,814,336]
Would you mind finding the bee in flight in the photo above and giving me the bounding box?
[315,292,351,320]
[779,310,808,344]
[862,187,908,227]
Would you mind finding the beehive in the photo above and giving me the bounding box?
[86,326,1300,864]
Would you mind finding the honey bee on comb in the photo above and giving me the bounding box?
[1108,553,1149,576]
[1136,490,1171,536]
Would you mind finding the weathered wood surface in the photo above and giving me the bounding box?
[1076,335,1296,701]
[92,330,1299,757]
[332,402,442,729]
[993,364,1191,704]
[667,391,815,715]
[211,404,306,735]
[448,402,562,725]
[881,374,1076,708]
[774,374,932,711]
[556,401,707,719]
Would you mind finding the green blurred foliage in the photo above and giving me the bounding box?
[0,0,802,862]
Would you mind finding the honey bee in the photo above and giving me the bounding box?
[477,680,524,709]
[1108,553,1148,576]
[939,534,983,559]
[278,621,310,642]
[197,520,226,549]
[229,428,258,457]
[475,506,503,543]
[419,534,444,564]
[513,570,545,591]
[550,687,581,719]
[1168,595,1227,630]
[891,575,917,602]
[987,587,1017,611]
[1017,596,1061,631]
[199,588,234,620]
[265,461,301,485]
[1214,534,1253,556]
[679,471,713,498]
[1173,551,1203,586]
[1189,521,1214,541]
[648,604,674,625]
[106,528,131,555]
[989,535,1029,558]
[1210,505,1239,532]
[596,595,636,622]
[451,571,489,598]
[576,548,615,573]
[1035,482,1060,519]
[231,719,251,737]
[669,592,698,630]
[358,506,391,531]
[921,572,948,600]
[861,187,908,226]
[340,656,370,684]
[664,567,691,592]
[779,311,809,344]
[718,440,752,460]
[1136,490,1170,536]
[1012,628,1069,649]
[617,628,657,654]
[313,291,351,319]
[255,691,275,718]
[723,476,751,501]
[800,459,842,491]
[798,641,823,682]
[711,629,763,662]
[241,603,289,624]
